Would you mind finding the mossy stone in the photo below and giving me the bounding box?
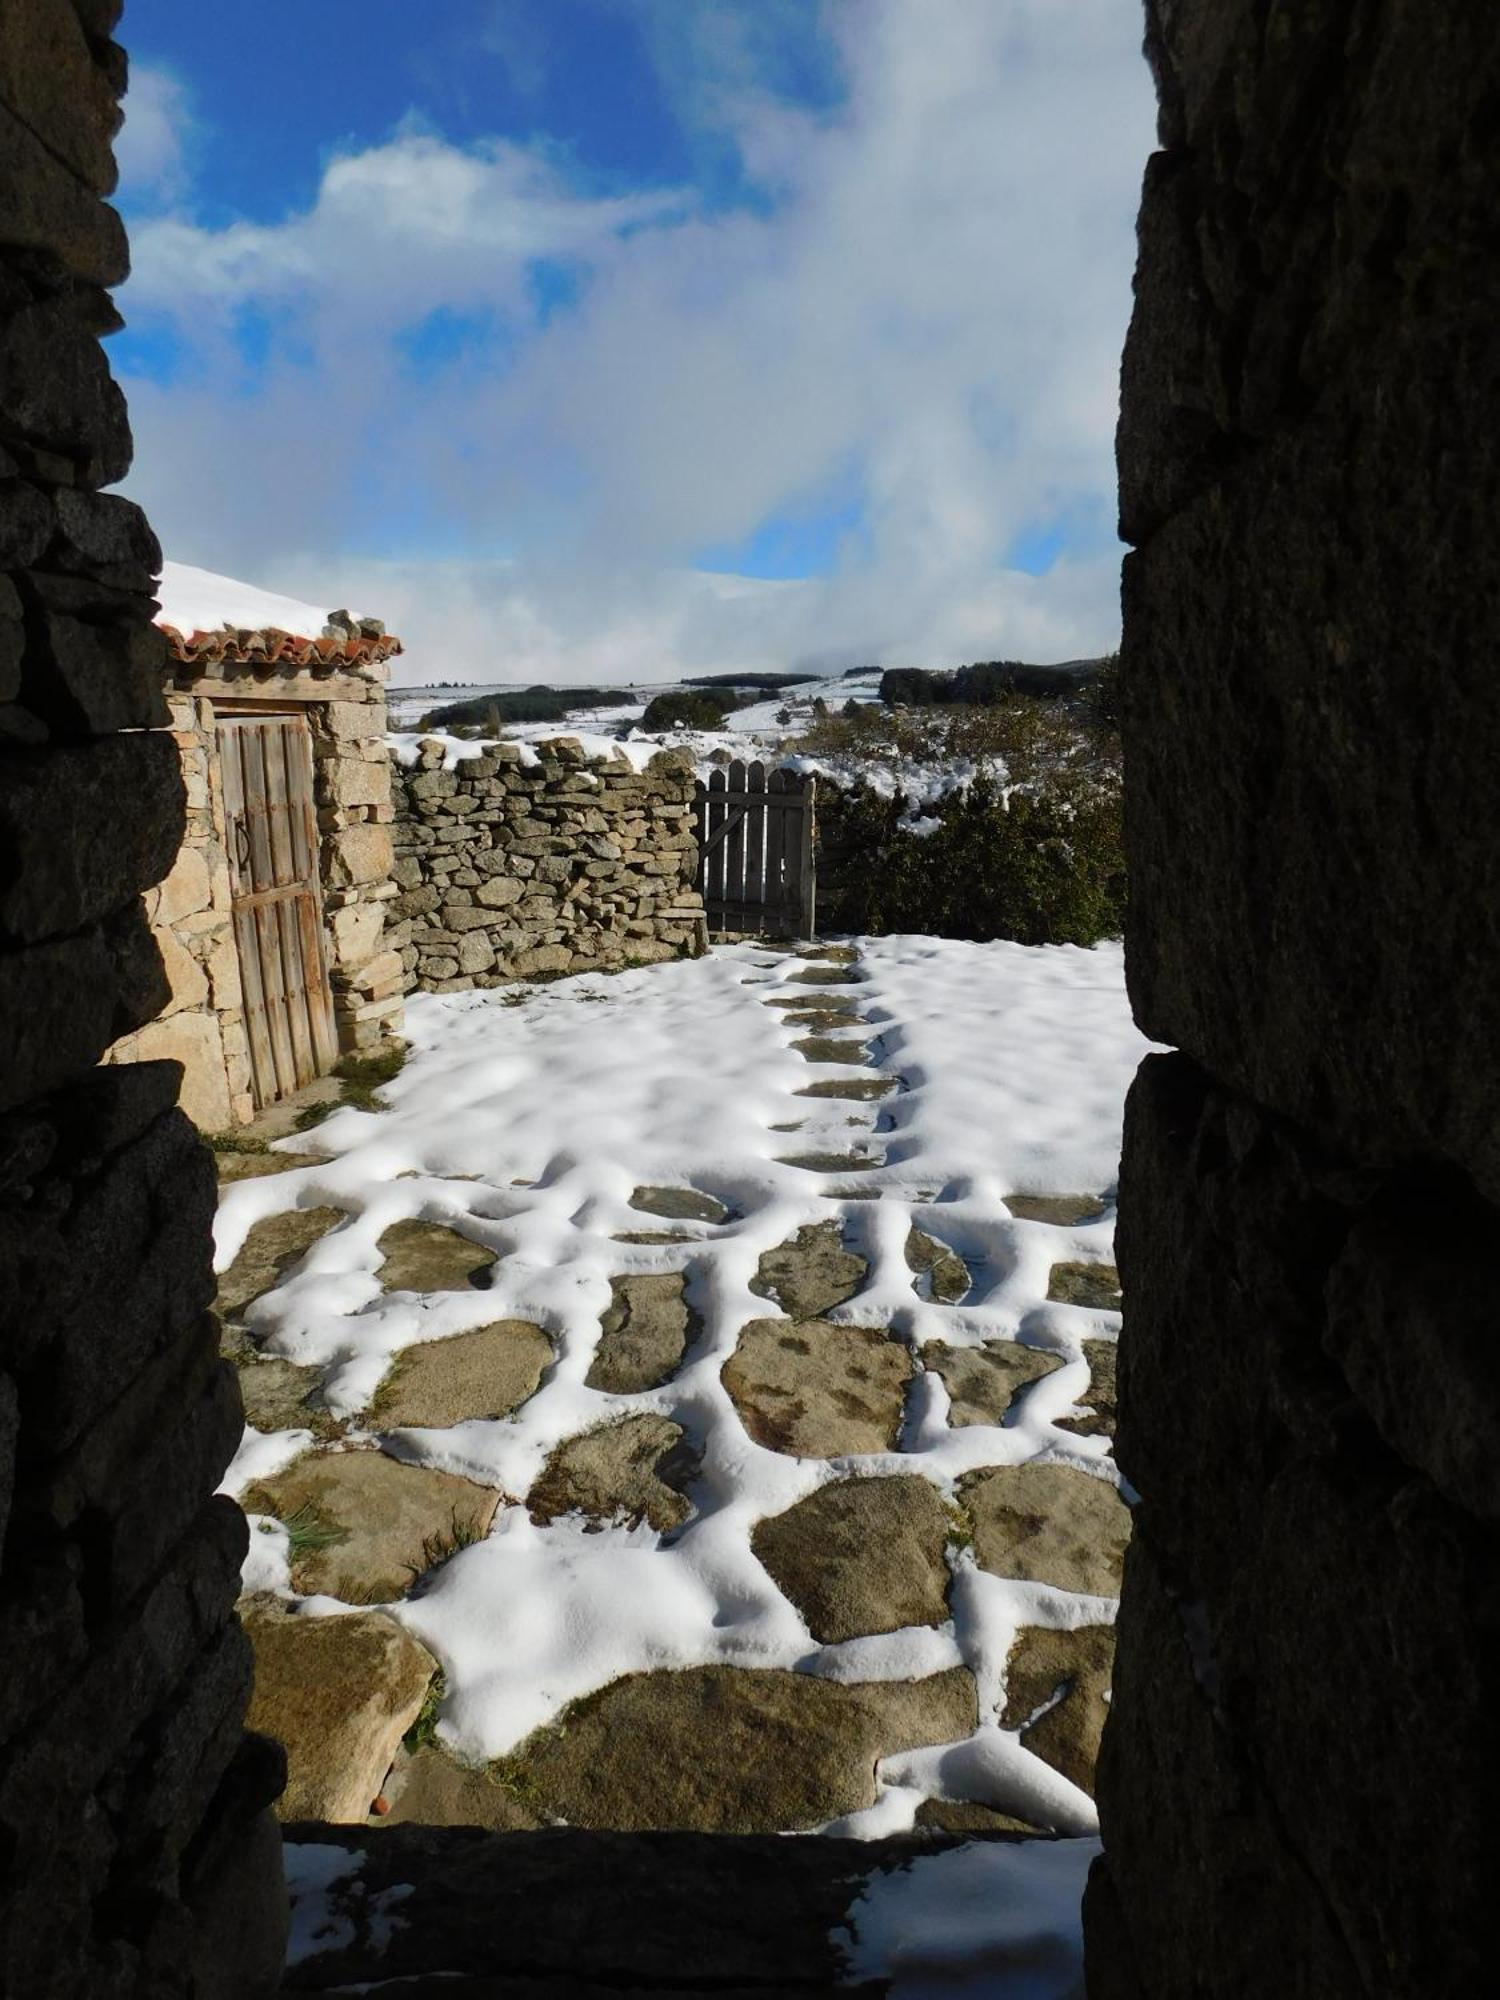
[751,1475,951,1642]
[1046,1261,1123,1309]
[499,1664,976,1833]
[723,1318,912,1458]
[922,1339,1064,1427]
[750,1222,867,1320]
[376,1220,497,1293]
[216,1206,345,1321]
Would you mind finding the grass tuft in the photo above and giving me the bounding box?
[403,1668,447,1753]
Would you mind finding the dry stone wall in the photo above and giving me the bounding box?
[0,2,285,1992]
[391,738,706,990]
[1087,4,1500,1995]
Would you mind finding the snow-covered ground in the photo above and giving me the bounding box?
[221,937,1148,1829]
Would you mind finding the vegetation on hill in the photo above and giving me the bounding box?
[800,696,1125,947]
[419,685,638,731]
[682,671,817,690]
[641,687,756,730]
[880,657,1111,707]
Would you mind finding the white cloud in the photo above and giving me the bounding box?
[115,63,195,209]
[115,0,1154,685]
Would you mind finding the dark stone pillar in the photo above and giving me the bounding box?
[1,3,286,1991]
[1088,4,1500,1995]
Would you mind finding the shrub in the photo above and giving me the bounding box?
[641,688,739,730]
[817,761,1124,947]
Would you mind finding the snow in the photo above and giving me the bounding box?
[154,559,335,640]
[282,1844,413,1972]
[835,1837,1099,1997]
[221,937,1151,1833]
[283,1843,364,1967]
[218,1421,313,1499]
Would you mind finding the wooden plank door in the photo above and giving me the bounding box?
[218,714,338,1108]
[694,764,816,938]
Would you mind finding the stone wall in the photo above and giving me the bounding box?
[391,738,706,990]
[1087,3,1500,1995]
[104,654,402,1129]
[0,2,285,1992]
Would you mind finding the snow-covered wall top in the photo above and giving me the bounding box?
[155,561,336,642]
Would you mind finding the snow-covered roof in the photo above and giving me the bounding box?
[154,560,402,669]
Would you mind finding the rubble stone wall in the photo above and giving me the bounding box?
[1086,3,1500,1995]
[104,661,402,1129]
[391,738,706,990]
[0,1,285,1993]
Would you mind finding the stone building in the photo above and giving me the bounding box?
[104,567,406,1129]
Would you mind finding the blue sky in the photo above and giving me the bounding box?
[112,1,1155,683]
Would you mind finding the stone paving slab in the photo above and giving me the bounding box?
[750,1474,952,1642]
[723,1318,912,1456]
[906,1226,971,1303]
[372,1322,553,1428]
[376,1743,539,1832]
[922,1338,1065,1427]
[495,1664,977,1833]
[999,1623,1115,1796]
[1046,1259,1122,1309]
[1055,1336,1118,1439]
[958,1463,1130,1598]
[586,1274,695,1393]
[1006,1193,1107,1226]
[628,1185,728,1223]
[243,1450,502,1603]
[528,1413,696,1533]
[749,1221,867,1319]
[791,1035,871,1064]
[216,1206,344,1320]
[377,1219,497,1292]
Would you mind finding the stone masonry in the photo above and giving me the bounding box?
[1086,4,1500,1996]
[105,632,404,1129]
[392,737,707,990]
[1,2,286,1994]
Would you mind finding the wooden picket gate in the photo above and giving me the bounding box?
[694,761,816,938]
[217,712,339,1109]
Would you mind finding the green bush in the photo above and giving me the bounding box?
[818,767,1125,947]
[641,688,740,730]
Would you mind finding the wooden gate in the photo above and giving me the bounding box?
[217,713,339,1108]
[694,761,816,938]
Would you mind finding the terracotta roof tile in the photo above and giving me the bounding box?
[158,624,404,670]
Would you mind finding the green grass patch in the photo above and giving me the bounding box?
[207,1130,269,1155]
[407,1508,485,1583]
[403,1668,448,1753]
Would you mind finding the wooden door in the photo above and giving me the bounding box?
[217,714,338,1108]
[694,761,816,938]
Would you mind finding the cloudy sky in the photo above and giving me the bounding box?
[113,0,1156,687]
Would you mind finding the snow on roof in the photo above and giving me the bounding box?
[154,560,402,669]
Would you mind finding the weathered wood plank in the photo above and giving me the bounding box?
[288,722,339,1072]
[797,774,817,939]
[241,722,299,1100]
[264,722,316,1089]
[743,760,767,931]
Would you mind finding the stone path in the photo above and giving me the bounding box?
[215,939,1128,1843]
